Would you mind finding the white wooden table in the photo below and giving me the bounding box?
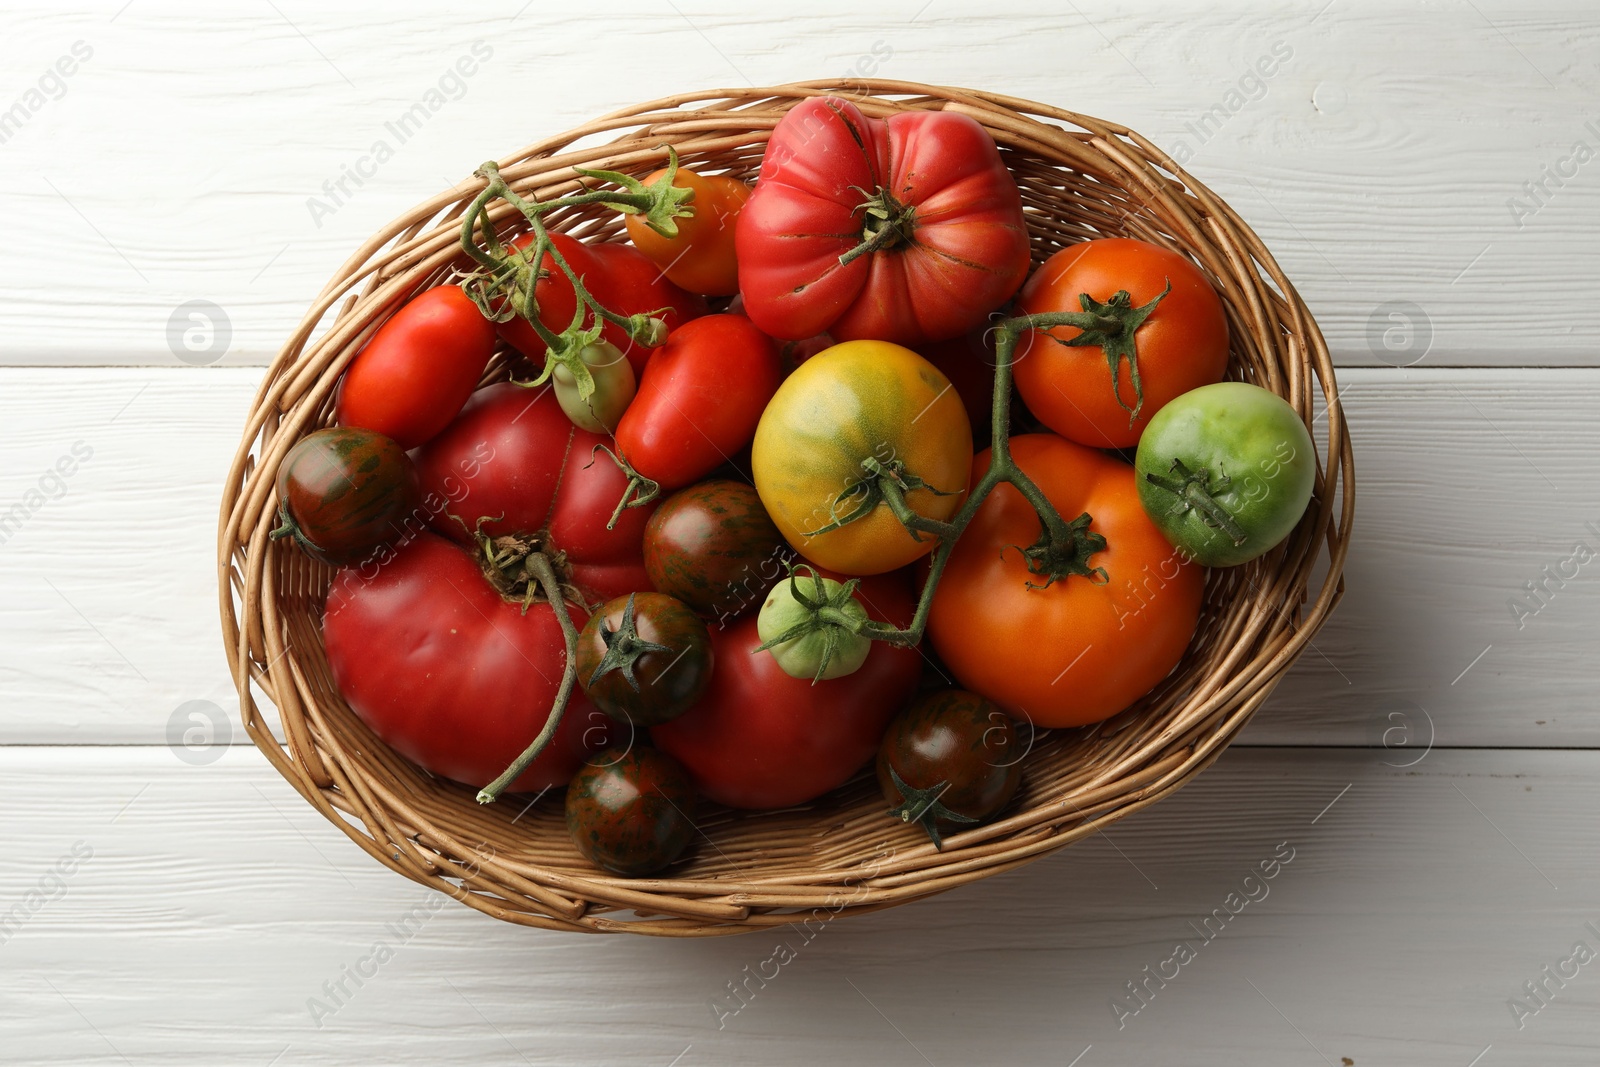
[4,2,1598,1063]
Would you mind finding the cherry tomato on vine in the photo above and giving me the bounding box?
[575,592,713,727]
[927,434,1204,728]
[1014,238,1229,449]
[323,532,605,794]
[737,96,1032,346]
[493,231,597,362]
[1134,382,1316,567]
[877,689,1023,849]
[614,313,782,492]
[625,167,750,296]
[752,340,971,576]
[272,427,420,566]
[336,285,496,450]
[651,569,922,810]
[565,745,697,876]
[643,479,789,621]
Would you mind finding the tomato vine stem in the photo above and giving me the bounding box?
[477,550,583,805]
[847,312,1115,649]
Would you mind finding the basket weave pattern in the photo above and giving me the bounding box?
[218,81,1353,936]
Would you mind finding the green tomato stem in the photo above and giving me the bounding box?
[476,551,581,805]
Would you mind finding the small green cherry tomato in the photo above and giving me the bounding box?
[643,480,790,622]
[755,569,871,683]
[272,426,420,566]
[1134,382,1316,568]
[565,745,696,876]
[552,340,636,434]
[877,690,1023,848]
[576,592,713,727]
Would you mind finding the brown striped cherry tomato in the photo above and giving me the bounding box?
[575,592,713,727]
[565,746,696,876]
[272,427,420,566]
[876,689,1023,849]
[643,479,790,622]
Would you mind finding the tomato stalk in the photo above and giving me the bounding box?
[1143,457,1249,546]
[1032,281,1171,422]
[838,186,918,268]
[783,312,1117,657]
[455,155,689,424]
[476,549,584,805]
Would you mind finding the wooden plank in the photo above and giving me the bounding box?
[2,365,1598,748]
[0,744,1595,1063]
[1,5,1597,366]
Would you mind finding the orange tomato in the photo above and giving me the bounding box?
[624,167,750,296]
[1014,238,1229,449]
[927,434,1203,728]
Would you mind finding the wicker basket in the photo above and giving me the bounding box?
[218,80,1353,936]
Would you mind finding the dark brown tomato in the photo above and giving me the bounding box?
[575,592,713,727]
[876,689,1023,849]
[273,427,420,566]
[643,479,790,622]
[565,745,697,876]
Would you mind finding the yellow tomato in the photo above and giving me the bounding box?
[752,340,972,575]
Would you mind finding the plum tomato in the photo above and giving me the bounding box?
[272,426,420,566]
[614,313,782,493]
[336,285,497,450]
[751,340,971,576]
[877,689,1023,849]
[575,592,713,728]
[1134,381,1316,567]
[565,745,697,876]
[642,479,790,622]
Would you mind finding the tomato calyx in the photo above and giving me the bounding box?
[754,566,873,683]
[269,505,324,557]
[838,186,919,268]
[1037,280,1171,422]
[592,444,661,531]
[1143,457,1248,547]
[465,521,590,615]
[584,592,675,693]
[803,456,959,541]
[1008,511,1109,591]
[884,763,978,851]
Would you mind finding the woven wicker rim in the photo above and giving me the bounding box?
[217,80,1353,936]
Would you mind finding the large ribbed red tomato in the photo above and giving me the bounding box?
[323,532,607,794]
[409,381,656,601]
[735,96,1031,347]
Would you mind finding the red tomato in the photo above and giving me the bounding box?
[585,242,707,377]
[614,314,782,491]
[336,286,496,450]
[928,434,1204,728]
[494,236,706,379]
[1014,238,1230,449]
[736,96,1031,347]
[410,382,656,601]
[323,532,607,793]
[651,569,923,809]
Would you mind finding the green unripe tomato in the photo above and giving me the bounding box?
[1134,382,1315,568]
[755,571,871,682]
[552,340,636,433]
